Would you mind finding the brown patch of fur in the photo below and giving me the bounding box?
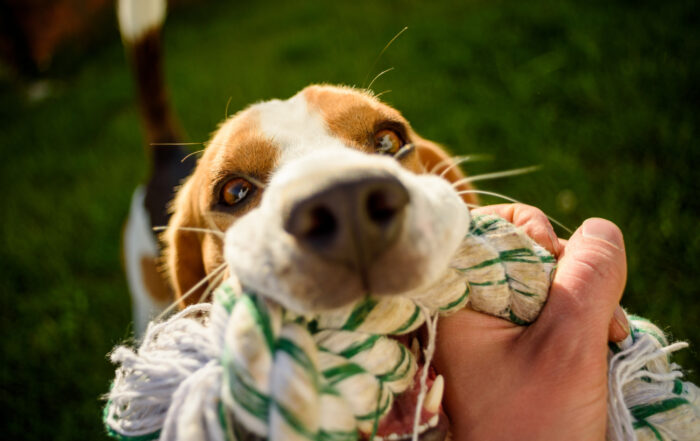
[164,109,279,304]
[140,256,172,302]
[303,85,404,153]
[303,85,478,204]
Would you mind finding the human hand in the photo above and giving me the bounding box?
[433,204,629,441]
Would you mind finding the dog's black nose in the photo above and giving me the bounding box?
[284,174,409,270]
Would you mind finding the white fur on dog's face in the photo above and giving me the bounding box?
[221,91,470,312]
[225,148,469,312]
[166,85,475,310]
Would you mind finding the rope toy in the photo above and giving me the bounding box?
[104,215,699,441]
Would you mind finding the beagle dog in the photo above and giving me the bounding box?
[162,84,476,441]
[118,0,475,332]
[119,2,475,439]
[164,85,477,312]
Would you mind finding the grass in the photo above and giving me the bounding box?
[0,0,698,439]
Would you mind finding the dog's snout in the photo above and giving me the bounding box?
[284,175,409,270]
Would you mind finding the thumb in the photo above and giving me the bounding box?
[534,218,627,341]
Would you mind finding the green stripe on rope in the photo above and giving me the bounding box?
[274,401,317,440]
[276,337,318,384]
[632,419,664,441]
[355,390,392,421]
[513,288,537,298]
[104,427,160,441]
[319,429,358,441]
[338,334,381,359]
[323,363,367,386]
[217,401,236,441]
[630,397,689,421]
[631,327,667,349]
[461,256,502,271]
[499,247,537,259]
[103,402,161,441]
[225,358,270,419]
[673,379,684,395]
[460,247,540,271]
[391,305,421,334]
[469,216,501,236]
[467,279,507,286]
[320,384,341,396]
[439,285,470,311]
[214,284,238,312]
[509,310,529,326]
[377,344,411,383]
[240,295,275,352]
[342,298,379,331]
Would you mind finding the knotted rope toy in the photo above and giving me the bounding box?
[104,215,700,441]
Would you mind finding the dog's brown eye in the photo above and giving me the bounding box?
[374,129,403,154]
[221,178,253,206]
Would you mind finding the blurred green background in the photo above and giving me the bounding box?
[1,0,698,439]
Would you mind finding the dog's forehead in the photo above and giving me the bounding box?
[250,85,405,161]
[252,92,336,162]
[200,85,410,184]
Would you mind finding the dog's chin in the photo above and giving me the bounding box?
[223,232,436,313]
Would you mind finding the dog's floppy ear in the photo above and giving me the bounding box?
[163,178,207,305]
[414,137,479,205]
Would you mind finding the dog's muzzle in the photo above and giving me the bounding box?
[283,173,409,280]
[224,148,469,312]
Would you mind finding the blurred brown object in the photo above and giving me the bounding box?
[0,0,112,76]
[0,0,203,77]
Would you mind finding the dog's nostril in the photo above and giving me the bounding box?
[366,183,409,227]
[285,175,408,267]
[367,190,399,225]
[304,206,337,241]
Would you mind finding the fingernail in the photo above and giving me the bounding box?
[582,218,623,250]
[613,306,630,335]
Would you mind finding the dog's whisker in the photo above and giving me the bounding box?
[362,26,408,89]
[155,262,228,321]
[427,156,457,176]
[429,154,484,175]
[374,89,392,99]
[181,149,205,163]
[246,175,266,189]
[437,154,490,178]
[202,212,227,242]
[198,266,227,304]
[457,189,573,234]
[153,226,226,239]
[393,143,415,160]
[150,142,205,146]
[224,96,233,119]
[367,67,395,92]
[451,165,541,187]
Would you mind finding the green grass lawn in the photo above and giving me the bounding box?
[1,0,698,439]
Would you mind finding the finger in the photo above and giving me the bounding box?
[552,235,627,341]
[472,203,559,255]
[558,238,568,250]
[536,218,627,340]
[608,305,630,342]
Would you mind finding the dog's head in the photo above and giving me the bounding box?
[165,85,476,312]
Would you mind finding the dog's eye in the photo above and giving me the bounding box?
[374,129,404,155]
[221,178,254,206]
